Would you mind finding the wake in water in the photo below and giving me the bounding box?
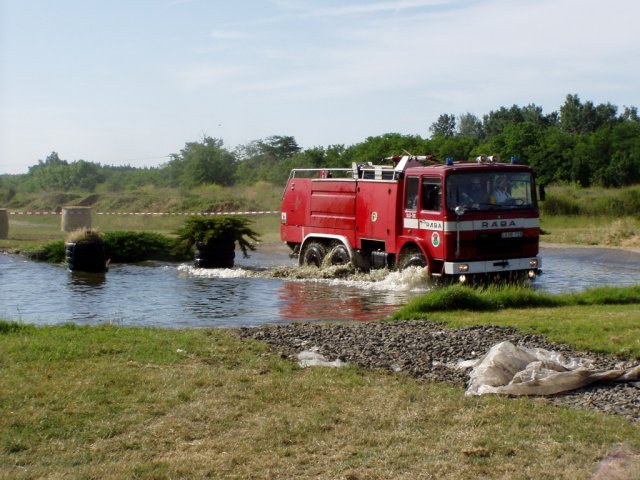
[176,263,432,293]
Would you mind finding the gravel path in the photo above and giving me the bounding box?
[238,320,639,422]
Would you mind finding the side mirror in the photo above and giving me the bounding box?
[538,184,546,202]
[455,206,466,216]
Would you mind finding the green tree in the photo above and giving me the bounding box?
[482,106,524,138]
[28,152,72,191]
[429,114,456,138]
[344,133,432,166]
[235,135,301,185]
[69,160,104,191]
[560,94,618,135]
[621,106,639,122]
[430,135,478,162]
[175,137,236,188]
[528,128,576,185]
[458,113,483,139]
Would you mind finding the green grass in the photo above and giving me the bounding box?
[2,182,284,215]
[542,184,640,217]
[0,321,638,479]
[392,285,640,358]
[541,214,640,247]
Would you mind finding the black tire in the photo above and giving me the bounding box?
[65,240,108,273]
[398,248,427,270]
[326,243,351,266]
[301,241,327,268]
[194,239,236,268]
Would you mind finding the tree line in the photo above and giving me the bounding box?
[2,94,639,196]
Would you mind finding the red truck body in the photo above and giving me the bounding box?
[281,155,541,282]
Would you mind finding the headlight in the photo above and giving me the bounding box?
[529,259,539,268]
[458,264,469,273]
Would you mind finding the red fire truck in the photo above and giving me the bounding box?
[280,155,541,282]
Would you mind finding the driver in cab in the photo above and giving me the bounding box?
[491,176,511,204]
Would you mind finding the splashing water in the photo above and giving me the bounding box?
[177,263,433,293]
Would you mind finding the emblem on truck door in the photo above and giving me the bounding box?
[431,232,440,247]
[371,212,378,222]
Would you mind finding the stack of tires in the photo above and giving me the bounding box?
[65,239,108,273]
[0,209,8,240]
[194,239,235,269]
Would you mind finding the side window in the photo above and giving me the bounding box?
[405,176,419,210]
[422,178,442,211]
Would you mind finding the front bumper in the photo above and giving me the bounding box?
[444,257,541,275]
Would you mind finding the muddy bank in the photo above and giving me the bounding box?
[238,320,639,422]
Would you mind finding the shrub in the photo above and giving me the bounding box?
[102,231,189,263]
[29,231,191,264]
[23,240,65,263]
[541,192,580,216]
[620,187,640,215]
[174,216,260,257]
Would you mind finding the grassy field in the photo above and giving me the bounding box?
[541,215,640,248]
[1,320,638,479]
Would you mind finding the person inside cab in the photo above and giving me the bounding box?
[461,177,485,206]
[491,176,511,204]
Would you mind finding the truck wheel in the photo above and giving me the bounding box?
[301,241,326,267]
[326,244,350,266]
[398,249,427,270]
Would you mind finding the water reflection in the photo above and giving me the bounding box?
[68,271,107,290]
[186,278,251,320]
[277,280,407,322]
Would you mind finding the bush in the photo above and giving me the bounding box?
[102,231,189,263]
[542,185,640,217]
[541,192,580,215]
[30,231,191,264]
[174,216,260,257]
[620,187,640,214]
[23,240,65,263]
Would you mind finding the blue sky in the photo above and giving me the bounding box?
[1,0,639,174]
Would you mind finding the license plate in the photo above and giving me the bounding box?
[501,231,523,239]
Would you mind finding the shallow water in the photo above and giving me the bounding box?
[1,245,639,327]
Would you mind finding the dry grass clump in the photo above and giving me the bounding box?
[605,218,640,247]
[65,227,102,243]
[541,215,640,248]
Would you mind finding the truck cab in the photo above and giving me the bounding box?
[400,159,540,282]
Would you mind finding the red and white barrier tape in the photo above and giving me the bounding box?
[7,210,280,216]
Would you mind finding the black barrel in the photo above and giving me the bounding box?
[65,240,108,273]
[194,239,235,268]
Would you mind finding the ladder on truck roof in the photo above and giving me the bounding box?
[286,155,435,182]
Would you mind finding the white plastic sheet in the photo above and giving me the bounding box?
[297,349,347,368]
[460,341,640,396]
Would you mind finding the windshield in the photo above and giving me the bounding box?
[446,171,534,211]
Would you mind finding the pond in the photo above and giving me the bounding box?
[1,245,639,328]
